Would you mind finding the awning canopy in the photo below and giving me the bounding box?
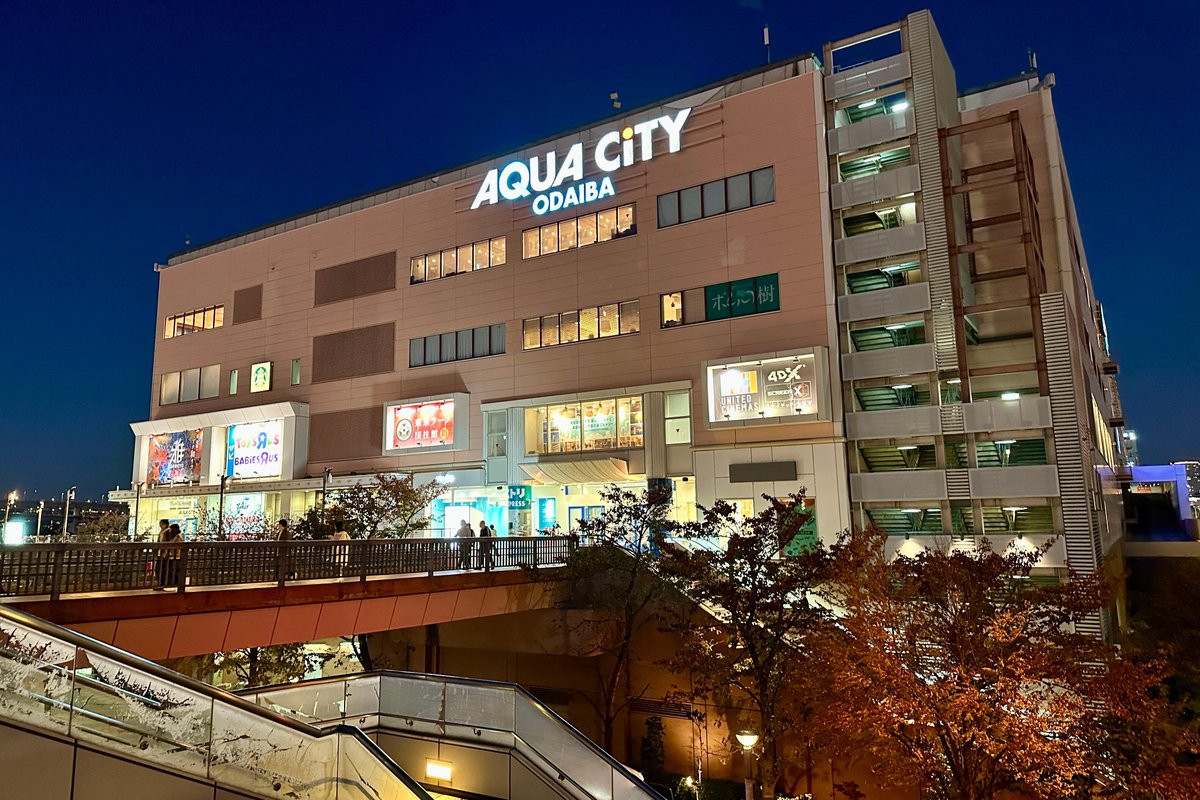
[520,458,630,485]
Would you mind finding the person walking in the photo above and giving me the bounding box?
[478,519,494,571]
[158,523,184,590]
[456,519,474,570]
[153,519,173,589]
[276,518,295,580]
[331,519,351,575]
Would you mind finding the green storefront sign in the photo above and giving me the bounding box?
[704,273,779,321]
[507,485,532,510]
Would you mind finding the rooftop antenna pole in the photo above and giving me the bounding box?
[1027,47,1038,72]
[763,25,771,64]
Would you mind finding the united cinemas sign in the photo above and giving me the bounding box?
[470,108,692,215]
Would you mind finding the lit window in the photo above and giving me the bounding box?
[525,395,644,454]
[560,311,579,344]
[229,368,239,395]
[164,304,225,339]
[661,274,779,327]
[521,205,634,259]
[490,236,506,266]
[662,292,683,327]
[411,237,506,284]
[598,303,619,337]
[579,307,599,341]
[541,315,560,346]
[523,229,539,259]
[290,359,301,386]
[665,390,692,444]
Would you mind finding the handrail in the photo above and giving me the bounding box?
[0,603,434,800]
[0,534,577,598]
[246,669,667,800]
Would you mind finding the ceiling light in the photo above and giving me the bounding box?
[892,100,910,112]
[947,378,962,385]
[892,383,913,390]
[896,445,919,451]
[1000,391,1021,400]
[1002,506,1028,512]
[901,508,922,513]
[857,99,878,109]
[995,439,1017,445]
[885,323,907,330]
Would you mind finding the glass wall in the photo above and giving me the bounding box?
[524,396,644,454]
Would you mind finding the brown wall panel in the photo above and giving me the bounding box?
[314,251,397,306]
[310,407,383,461]
[231,283,263,324]
[312,323,395,383]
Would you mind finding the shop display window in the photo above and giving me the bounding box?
[525,395,644,454]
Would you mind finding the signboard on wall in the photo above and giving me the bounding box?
[226,420,283,478]
[146,429,203,485]
[705,350,827,426]
[508,485,532,510]
[250,361,272,393]
[383,394,468,455]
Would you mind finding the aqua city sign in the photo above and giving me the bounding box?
[470,108,692,215]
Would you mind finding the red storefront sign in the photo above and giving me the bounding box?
[387,399,455,450]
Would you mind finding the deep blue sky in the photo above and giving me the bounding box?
[2,1,1197,501]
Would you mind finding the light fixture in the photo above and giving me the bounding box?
[857,99,878,109]
[900,508,922,514]
[426,759,453,782]
[995,439,1017,446]
[1000,391,1021,401]
[896,445,919,451]
[881,264,906,273]
[735,730,760,749]
[885,323,907,331]
[892,383,913,390]
[892,100,910,112]
[947,378,962,385]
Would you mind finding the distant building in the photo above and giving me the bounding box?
[1122,430,1140,466]
[1121,464,1195,541]
[4,498,127,542]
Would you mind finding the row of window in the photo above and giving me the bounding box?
[410,236,507,284]
[524,396,645,454]
[409,324,506,368]
[521,204,636,259]
[522,300,639,350]
[662,273,780,328]
[160,364,220,405]
[657,167,775,228]
[164,305,224,339]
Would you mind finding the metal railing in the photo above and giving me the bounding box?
[0,603,433,800]
[244,671,667,800]
[0,535,577,599]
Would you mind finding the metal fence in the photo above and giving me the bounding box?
[0,535,576,599]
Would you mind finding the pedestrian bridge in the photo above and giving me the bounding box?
[0,603,663,800]
[0,537,573,660]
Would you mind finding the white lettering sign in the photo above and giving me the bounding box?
[471,108,692,215]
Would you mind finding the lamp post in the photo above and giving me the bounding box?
[133,482,144,541]
[217,475,229,540]
[320,467,332,515]
[735,730,759,800]
[4,490,18,532]
[36,501,44,540]
[62,486,76,538]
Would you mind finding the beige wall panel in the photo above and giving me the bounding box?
[73,747,213,800]
[0,722,76,800]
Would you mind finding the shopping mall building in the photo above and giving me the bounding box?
[112,10,1128,632]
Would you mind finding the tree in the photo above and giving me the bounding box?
[822,528,1200,800]
[659,494,836,800]
[74,511,131,542]
[327,473,443,538]
[640,715,667,787]
[555,484,675,756]
[218,644,333,689]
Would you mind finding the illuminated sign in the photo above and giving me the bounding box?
[250,361,272,393]
[146,429,203,485]
[383,394,468,454]
[508,485,532,510]
[471,108,692,216]
[226,420,283,478]
[705,350,828,426]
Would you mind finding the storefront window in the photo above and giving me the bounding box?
[526,395,644,454]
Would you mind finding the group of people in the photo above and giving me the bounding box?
[454,519,497,570]
[154,519,183,589]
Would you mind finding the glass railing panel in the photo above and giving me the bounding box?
[345,674,381,718]
[71,649,213,778]
[0,618,76,734]
[380,674,444,720]
[210,699,339,799]
[339,733,425,800]
[515,696,615,800]
[253,681,346,724]
[444,682,515,731]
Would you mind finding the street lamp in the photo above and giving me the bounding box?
[133,482,144,541]
[217,475,229,540]
[62,486,76,538]
[4,490,18,532]
[320,467,332,515]
[735,730,759,800]
[36,501,44,540]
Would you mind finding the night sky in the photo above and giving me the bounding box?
[2,1,1197,501]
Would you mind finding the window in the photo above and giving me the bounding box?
[159,363,220,405]
[661,274,780,327]
[410,236,506,284]
[409,324,506,367]
[486,411,508,458]
[164,304,225,339]
[524,395,644,454]
[657,167,774,228]
[290,358,301,386]
[665,390,691,444]
[229,368,239,396]
[522,300,639,350]
[521,204,636,259]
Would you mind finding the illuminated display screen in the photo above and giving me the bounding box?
[384,397,464,453]
[705,353,823,424]
[146,429,203,485]
[226,420,283,478]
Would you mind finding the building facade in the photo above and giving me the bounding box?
[114,10,1128,634]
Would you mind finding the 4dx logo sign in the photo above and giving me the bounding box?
[767,364,806,383]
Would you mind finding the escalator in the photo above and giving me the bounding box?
[0,603,432,800]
